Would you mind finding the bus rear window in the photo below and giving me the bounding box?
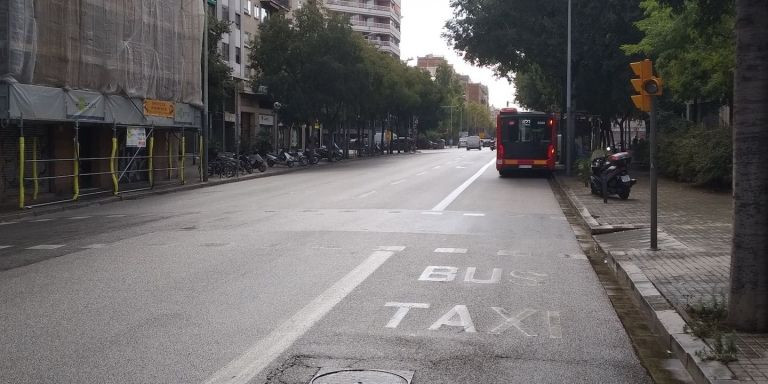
[502,117,550,143]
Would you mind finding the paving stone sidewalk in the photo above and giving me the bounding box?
[557,171,768,383]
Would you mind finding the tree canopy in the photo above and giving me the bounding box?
[248,1,460,141]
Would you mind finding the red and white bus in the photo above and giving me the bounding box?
[495,108,558,174]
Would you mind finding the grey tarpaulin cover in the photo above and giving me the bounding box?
[1,0,204,107]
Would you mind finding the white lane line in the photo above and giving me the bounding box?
[376,246,406,251]
[357,191,377,199]
[463,213,485,217]
[415,171,427,176]
[434,248,468,254]
[431,158,495,211]
[390,179,406,185]
[0,246,12,250]
[67,216,90,220]
[432,166,441,169]
[106,214,127,218]
[32,218,54,222]
[456,166,467,169]
[202,246,404,384]
[421,211,443,215]
[81,244,106,249]
[0,221,18,226]
[26,244,65,250]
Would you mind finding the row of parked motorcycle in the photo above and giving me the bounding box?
[207,144,345,178]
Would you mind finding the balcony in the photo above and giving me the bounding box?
[260,0,290,13]
[325,0,395,18]
[366,39,400,57]
[349,19,401,39]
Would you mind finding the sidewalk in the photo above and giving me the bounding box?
[554,171,768,384]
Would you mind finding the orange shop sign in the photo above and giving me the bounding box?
[143,99,175,118]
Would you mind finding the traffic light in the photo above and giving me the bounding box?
[630,59,663,112]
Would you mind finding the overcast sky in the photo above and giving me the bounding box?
[400,0,518,109]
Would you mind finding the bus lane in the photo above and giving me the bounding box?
[258,232,652,384]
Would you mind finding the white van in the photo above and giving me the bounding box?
[466,135,482,150]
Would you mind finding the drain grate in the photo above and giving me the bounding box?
[309,368,413,384]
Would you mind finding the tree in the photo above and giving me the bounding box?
[622,0,735,106]
[445,0,642,121]
[207,13,234,114]
[728,0,768,332]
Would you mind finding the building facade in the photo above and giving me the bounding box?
[209,0,289,153]
[323,0,402,57]
[416,55,450,78]
[465,83,489,108]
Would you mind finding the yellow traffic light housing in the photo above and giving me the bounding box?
[630,59,663,112]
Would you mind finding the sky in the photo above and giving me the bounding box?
[399,0,518,109]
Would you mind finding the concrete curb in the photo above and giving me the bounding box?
[552,173,737,384]
[0,152,406,221]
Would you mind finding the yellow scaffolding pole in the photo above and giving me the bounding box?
[32,136,39,200]
[18,136,25,209]
[110,137,119,196]
[167,133,172,180]
[180,134,186,185]
[148,136,155,187]
[73,132,80,201]
[198,134,203,181]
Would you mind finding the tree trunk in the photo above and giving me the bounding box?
[728,0,768,332]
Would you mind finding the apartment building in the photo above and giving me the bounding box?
[416,55,451,78]
[466,82,489,108]
[324,0,402,57]
[209,0,290,153]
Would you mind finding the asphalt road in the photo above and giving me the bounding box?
[0,149,651,384]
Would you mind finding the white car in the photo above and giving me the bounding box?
[466,135,482,150]
[458,137,467,148]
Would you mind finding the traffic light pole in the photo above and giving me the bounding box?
[565,0,573,176]
[650,96,658,250]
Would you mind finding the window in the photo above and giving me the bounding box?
[245,1,252,14]
[222,6,230,22]
[222,42,230,60]
[235,47,241,64]
[235,13,241,28]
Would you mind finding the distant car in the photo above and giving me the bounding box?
[466,135,482,150]
[482,139,492,147]
[458,137,468,148]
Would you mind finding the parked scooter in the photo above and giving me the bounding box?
[246,152,268,173]
[589,148,637,202]
[303,148,320,165]
[266,149,296,168]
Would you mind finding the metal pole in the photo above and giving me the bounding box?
[18,118,25,209]
[202,0,209,182]
[650,97,658,250]
[565,0,574,175]
[449,108,453,147]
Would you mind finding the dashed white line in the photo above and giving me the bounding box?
[0,222,18,226]
[106,214,127,218]
[390,179,406,185]
[32,218,54,222]
[68,216,90,220]
[456,166,467,169]
[202,246,404,384]
[0,246,12,250]
[421,211,443,215]
[463,213,485,217]
[358,191,377,199]
[434,248,468,254]
[432,166,441,169]
[26,244,65,250]
[81,244,106,249]
[416,172,427,176]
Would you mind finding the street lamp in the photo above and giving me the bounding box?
[273,102,282,153]
[566,0,574,176]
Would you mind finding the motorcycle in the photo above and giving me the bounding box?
[246,152,268,173]
[266,149,296,168]
[303,148,320,165]
[589,149,637,202]
[289,149,309,166]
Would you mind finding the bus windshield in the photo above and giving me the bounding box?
[501,117,551,144]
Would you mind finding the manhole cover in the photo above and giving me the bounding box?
[309,368,413,384]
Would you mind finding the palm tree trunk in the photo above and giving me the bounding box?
[728,0,768,332]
